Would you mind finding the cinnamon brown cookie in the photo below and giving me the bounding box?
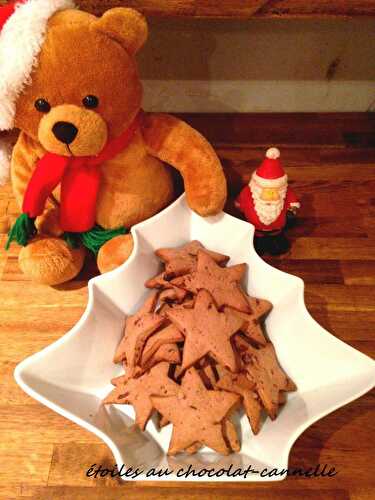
[151,367,239,455]
[167,290,244,372]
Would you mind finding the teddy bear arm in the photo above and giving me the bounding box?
[11,132,62,235]
[141,113,227,216]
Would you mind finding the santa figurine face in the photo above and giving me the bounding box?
[260,186,282,202]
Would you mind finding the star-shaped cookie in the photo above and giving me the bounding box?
[166,290,244,372]
[103,362,179,430]
[151,368,240,455]
[141,324,184,367]
[156,240,229,278]
[113,293,165,373]
[159,287,188,304]
[145,272,188,305]
[223,417,241,452]
[182,419,240,454]
[246,295,272,319]
[172,251,250,313]
[145,343,181,368]
[235,336,296,419]
[158,298,195,318]
[215,365,262,435]
[223,306,268,347]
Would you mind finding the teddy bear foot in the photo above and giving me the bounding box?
[97,234,134,274]
[18,237,86,285]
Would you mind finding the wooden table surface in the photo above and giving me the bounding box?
[3,0,375,18]
[69,0,375,18]
[0,113,374,500]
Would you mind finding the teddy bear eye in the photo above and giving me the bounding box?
[82,95,99,109]
[34,98,51,113]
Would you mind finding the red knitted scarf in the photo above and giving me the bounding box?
[22,112,142,233]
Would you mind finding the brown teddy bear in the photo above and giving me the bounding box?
[0,1,227,285]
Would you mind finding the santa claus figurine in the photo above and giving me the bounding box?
[235,147,300,255]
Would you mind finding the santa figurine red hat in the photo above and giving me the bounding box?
[236,147,300,255]
[0,0,76,185]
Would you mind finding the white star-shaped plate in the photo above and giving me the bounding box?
[15,194,375,482]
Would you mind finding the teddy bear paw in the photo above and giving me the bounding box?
[18,237,85,285]
[97,234,134,274]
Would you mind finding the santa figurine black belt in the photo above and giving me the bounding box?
[255,229,282,238]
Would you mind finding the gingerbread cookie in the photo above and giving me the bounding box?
[104,362,179,430]
[172,251,250,313]
[183,419,239,454]
[223,418,241,452]
[151,368,240,455]
[145,343,181,368]
[196,356,219,388]
[235,336,296,419]
[223,306,268,347]
[145,272,172,290]
[156,240,229,278]
[246,295,272,318]
[141,324,184,367]
[113,293,164,371]
[157,297,195,318]
[167,290,244,372]
[215,365,262,435]
[159,288,187,304]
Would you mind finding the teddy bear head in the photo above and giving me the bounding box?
[11,6,148,157]
[1,1,227,222]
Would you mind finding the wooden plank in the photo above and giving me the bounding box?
[0,280,87,310]
[350,488,375,500]
[0,308,85,363]
[288,399,375,484]
[341,260,375,285]
[281,238,375,261]
[18,486,354,499]
[68,0,375,18]
[0,484,21,500]
[308,310,375,341]
[257,0,375,18]
[1,255,31,282]
[0,442,53,486]
[287,217,367,238]
[230,164,375,185]
[179,113,375,147]
[47,443,118,488]
[0,405,102,444]
[305,284,375,312]
[0,362,41,405]
[219,148,325,166]
[264,259,344,284]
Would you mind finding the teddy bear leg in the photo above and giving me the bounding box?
[97,234,134,274]
[18,236,86,285]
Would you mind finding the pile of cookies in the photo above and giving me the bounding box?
[104,241,296,455]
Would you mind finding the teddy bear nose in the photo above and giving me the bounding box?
[52,121,78,144]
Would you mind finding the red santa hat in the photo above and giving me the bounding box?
[251,147,288,189]
[0,0,76,184]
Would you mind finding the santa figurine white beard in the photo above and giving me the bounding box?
[250,180,287,226]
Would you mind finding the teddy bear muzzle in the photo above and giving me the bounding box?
[38,103,108,157]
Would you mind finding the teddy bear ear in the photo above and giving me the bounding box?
[93,8,148,55]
